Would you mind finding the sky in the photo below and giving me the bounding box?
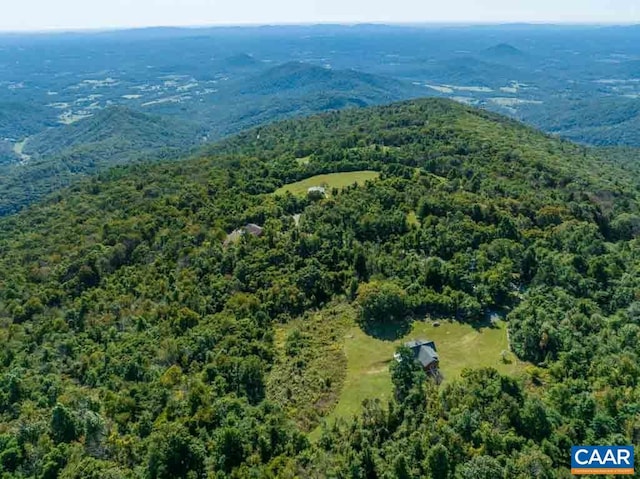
[1,0,639,32]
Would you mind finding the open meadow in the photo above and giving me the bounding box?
[274,171,380,196]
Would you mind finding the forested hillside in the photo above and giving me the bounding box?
[519,97,640,146]
[23,107,203,160]
[0,107,204,216]
[1,99,639,478]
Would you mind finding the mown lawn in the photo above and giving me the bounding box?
[313,317,525,435]
[274,171,380,196]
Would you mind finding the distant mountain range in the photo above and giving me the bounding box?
[3,24,640,217]
[200,62,426,137]
[235,61,420,97]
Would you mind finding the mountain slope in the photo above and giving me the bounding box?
[24,106,202,159]
[0,101,56,139]
[220,52,261,70]
[1,98,639,477]
[0,139,17,164]
[197,61,429,138]
[519,96,640,146]
[422,56,524,87]
[0,107,202,216]
[233,61,421,97]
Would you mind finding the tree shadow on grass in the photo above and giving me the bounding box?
[468,316,499,333]
[361,319,412,341]
[468,309,508,332]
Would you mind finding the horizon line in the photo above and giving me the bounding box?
[1,20,639,35]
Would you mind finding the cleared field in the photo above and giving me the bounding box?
[13,138,31,162]
[321,318,525,426]
[274,171,380,196]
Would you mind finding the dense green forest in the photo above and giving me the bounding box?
[1,99,639,478]
[0,107,205,216]
[0,140,16,165]
[519,97,640,147]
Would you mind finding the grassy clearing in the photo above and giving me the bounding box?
[13,138,31,162]
[272,302,527,440]
[314,315,526,434]
[274,171,380,196]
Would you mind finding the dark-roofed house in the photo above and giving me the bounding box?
[396,339,440,376]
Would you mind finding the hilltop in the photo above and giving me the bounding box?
[1,98,639,478]
[199,61,427,137]
[483,42,526,58]
[235,61,420,97]
[221,53,260,69]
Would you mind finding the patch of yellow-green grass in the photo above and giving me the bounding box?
[407,211,420,227]
[296,156,312,166]
[267,304,352,432]
[430,173,447,183]
[319,318,525,428]
[274,171,380,196]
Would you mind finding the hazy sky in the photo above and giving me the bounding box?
[2,0,639,32]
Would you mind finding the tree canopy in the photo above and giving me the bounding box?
[1,98,639,477]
